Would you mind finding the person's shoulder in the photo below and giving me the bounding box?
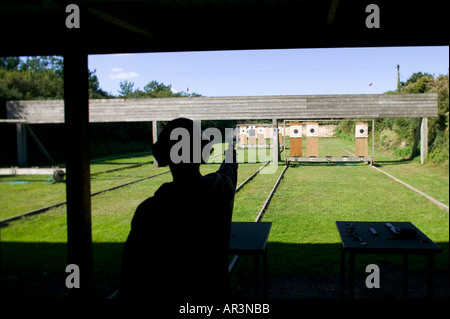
[133,183,172,220]
[132,196,155,225]
[136,196,156,212]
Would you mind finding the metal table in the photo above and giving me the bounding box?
[229,222,272,299]
[336,221,442,299]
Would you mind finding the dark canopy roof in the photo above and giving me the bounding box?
[1,0,448,57]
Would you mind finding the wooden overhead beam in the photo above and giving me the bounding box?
[88,7,153,37]
[6,94,438,123]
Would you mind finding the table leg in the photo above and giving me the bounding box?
[340,245,345,299]
[263,248,268,299]
[402,254,408,299]
[254,254,259,299]
[349,252,355,299]
[427,254,434,299]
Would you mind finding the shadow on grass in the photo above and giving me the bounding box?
[0,242,124,299]
[1,241,448,299]
[233,241,449,300]
[373,158,414,167]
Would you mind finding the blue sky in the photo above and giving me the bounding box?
[88,46,449,97]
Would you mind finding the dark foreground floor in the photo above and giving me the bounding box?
[233,267,449,300]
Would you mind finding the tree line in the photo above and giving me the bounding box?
[0,56,200,100]
[0,56,228,165]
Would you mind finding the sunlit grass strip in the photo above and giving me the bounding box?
[263,165,449,276]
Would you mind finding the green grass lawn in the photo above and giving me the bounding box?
[376,161,449,206]
[0,145,271,220]
[1,139,448,298]
[263,164,448,273]
[0,154,165,220]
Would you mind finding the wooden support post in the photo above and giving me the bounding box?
[64,50,93,298]
[410,118,422,160]
[26,125,54,164]
[372,120,375,159]
[420,117,428,164]
[272,119,279,165]
[16,123,27,167]
[152,121,163,167]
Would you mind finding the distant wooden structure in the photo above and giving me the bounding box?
[355,122,369,157]
[6,94,438,123]
[284,119,376,165]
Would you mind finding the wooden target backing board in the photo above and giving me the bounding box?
[290,121,302,157]
[355,138,368,157]
[239,126,247,145]
[305,122,319,157]
[257,126,265,145]
[355,122,368,157]
[248,125,256,145]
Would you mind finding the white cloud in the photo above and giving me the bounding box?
[109,71,139,79]
[111,67,123,73]
[111,53,134,57]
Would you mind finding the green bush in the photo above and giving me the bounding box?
[427,113,449,168]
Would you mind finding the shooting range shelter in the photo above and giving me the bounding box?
[0,0,444,298]
[6,94,438,165]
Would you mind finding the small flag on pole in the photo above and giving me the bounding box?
[369,83,373,86]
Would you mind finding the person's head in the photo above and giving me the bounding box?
[152,118,212,180]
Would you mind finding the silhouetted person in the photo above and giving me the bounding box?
[120,118,238,301]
